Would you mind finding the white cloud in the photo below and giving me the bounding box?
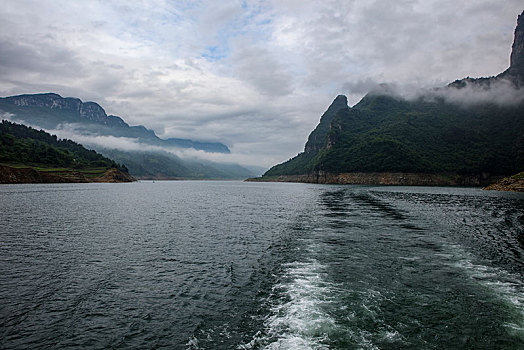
[427,79,524,106]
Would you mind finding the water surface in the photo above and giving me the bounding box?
[0,181,523,349]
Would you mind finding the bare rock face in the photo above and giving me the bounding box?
[304,95,348,154]
[510,11,524,70]
[3,93,125,127]
[499,11,524,85]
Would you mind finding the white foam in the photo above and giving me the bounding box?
[256,260,338,349]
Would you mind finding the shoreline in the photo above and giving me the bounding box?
[0,164,135,184]
[246,172,505,187]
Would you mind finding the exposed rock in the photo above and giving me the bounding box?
[0,165,135,184]
[248,172,502,187]
[304,95,349,154]
[94,168,136,183]
[510,11,524,70]
[5,93,113,124]
[483,172,524,192]
[498,11,524,85]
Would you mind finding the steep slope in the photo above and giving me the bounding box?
[304,95,349,154]
[499,11,524,85]
[0,120,134,183]
[263,11,524,185]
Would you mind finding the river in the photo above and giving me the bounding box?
[0,181,522,349]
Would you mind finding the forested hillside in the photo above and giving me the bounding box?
[263,12,524,181]
[0,120,128,172]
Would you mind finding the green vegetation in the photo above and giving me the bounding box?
[264,94,524,177]
[510,171,524,180]
[0,120,129,172]
[100,148,257,179]
[266,13,524,180]
[266,12,524,180]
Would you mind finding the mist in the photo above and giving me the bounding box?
[1,113,266,170]
[363,77,524,107]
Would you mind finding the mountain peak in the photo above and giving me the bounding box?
[330,95,348,109]
[510,11,524,69]
[304,95,349,154]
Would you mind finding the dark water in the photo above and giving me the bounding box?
[0,181,523,349]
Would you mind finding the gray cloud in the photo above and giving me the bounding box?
[0,0,522,167]
[229,42,294,96]
[0,39,84,77]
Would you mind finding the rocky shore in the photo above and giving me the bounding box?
[247,172,503,187]
[483,172,524,192]
[0,165,135,184]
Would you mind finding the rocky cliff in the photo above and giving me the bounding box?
[499,10,524,85]
[510,12,524,70]
[304,95,349,154]
[4,93,127,127]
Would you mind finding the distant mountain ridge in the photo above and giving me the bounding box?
[0,93,230,153]
[0,93,263,179]
[261,11,524,185]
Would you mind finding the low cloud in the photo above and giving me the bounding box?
[342,78,381,95]
[365,78,524,107]
[0,111,15,120]
[49,124,270,168]
[425,78,524,106]
[1,114,269,167]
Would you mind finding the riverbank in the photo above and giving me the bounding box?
[246,172,503,187]
[483,172,524,192]
[0,164,135,184]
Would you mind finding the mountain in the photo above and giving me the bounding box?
[261,11,524,186]
[0,120,134,183]
[0,93,230,153]
[99,148,259,180]
[500,11,524,85]
[0,93,260,179]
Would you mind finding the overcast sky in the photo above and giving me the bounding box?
[0,1,522,167]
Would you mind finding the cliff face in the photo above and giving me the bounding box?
[4,93,127,127]
[304,95,349,154]
[510,11,524,70]
[499,11,524,85]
